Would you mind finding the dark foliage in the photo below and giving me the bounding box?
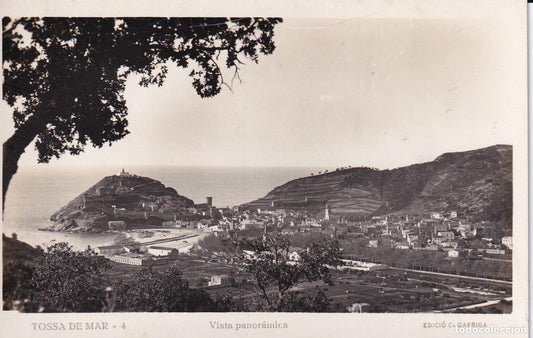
[3,242,111,312]
[119,266,233,312]
[3,239,238,312]
[2,232,40,264]
[277,288,331,312]
[3,260,37,311]
[234,233,341,311]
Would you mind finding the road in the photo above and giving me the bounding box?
[435,297,512,313]
[136,233,199,246]
[482,257,512,263]
[389,267,512,285]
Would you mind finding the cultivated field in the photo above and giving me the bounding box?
[104,254,511,313]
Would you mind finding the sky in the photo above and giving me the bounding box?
[1,16,525,171]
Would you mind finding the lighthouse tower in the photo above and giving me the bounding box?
[324,204,330,221]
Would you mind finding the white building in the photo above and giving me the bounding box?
[243,250,257,260]
[117,168,131,177]
[324,204,330,221]
[502,236,512,250]
[441,240,458,249]
[288,251,301,262]
[147,246,175,256]
[347,303,369,313]
[208,275,235,287]
[437,231,455,240]
[485,248,506,255]
[108,220,127,230]
[459,227,477,238]
[96,245,126,256]
[447,250,460,258]
[337,259,387,272]
[367,240,378,248]
[208,225,223,232]
[109,254,169,266]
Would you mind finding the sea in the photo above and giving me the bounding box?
[3,165,321,250]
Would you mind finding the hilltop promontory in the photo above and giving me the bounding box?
[48,170,194,232]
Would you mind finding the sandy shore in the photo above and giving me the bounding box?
[111,227,207,252]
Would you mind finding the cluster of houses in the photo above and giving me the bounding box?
[354,212,512,258]
[92,178,511,263]
[188,205,512,260]
[242,246,387,273]
[94,194,220,230]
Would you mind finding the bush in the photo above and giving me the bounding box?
[4,242,110,312]
[119,266,234,312]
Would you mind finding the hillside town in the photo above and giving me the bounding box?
[39,168,510,312]
[93,173,511,270]
[1,11,521,322]
[5,155,514,314]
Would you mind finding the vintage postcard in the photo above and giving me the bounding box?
[0,0,528,337]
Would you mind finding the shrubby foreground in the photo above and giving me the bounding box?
[3,233,341,312]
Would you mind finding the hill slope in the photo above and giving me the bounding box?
[245,145,512,228]
[49,173,194,232]
[3,234,39,266]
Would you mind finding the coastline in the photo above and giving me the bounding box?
[32,225,207,252]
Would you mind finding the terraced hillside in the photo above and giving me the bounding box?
[245,145,512,228]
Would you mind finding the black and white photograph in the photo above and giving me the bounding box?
[0,0,528,337]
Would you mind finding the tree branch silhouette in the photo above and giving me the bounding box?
[2,17,282,209]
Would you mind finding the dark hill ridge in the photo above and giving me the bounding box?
[49,173,194,232]
[2,234,39,266]
[244,145,512,228]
